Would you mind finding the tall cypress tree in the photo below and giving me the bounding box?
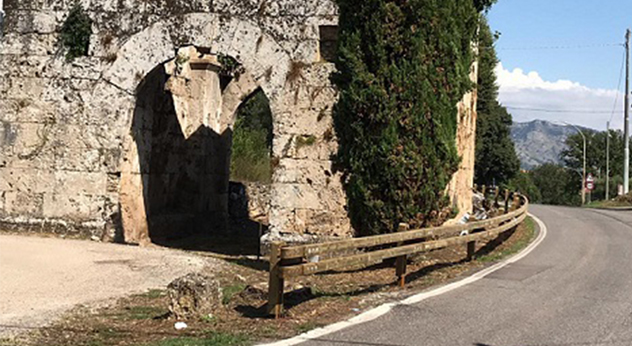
[333,0,491,236]
[474,18,520,186]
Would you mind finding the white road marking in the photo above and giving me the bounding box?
[258,213,548,346]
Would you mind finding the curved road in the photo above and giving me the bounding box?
[300,205,632,346]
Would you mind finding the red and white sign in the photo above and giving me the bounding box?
[585,173,595,191]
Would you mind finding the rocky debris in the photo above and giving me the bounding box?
[167,273,221,320]
[238,283,268,301]
[472,192,488,220]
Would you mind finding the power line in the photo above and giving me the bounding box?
[609,49,626,124]
[496,43,624,51]
[504,106,623,114]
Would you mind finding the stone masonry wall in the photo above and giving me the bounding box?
[0,0,476,244]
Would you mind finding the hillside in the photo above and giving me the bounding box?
[510,120,592,170]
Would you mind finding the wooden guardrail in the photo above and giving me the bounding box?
[267,189,529,318]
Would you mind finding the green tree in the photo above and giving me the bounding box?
[562,129,628,200]
[333,0,490,236]
[531,163,581,206]
[474,19,520,186]
[506,171,541,203]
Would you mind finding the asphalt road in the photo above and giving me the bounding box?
[0,235,216,337]
[300,205,632,346]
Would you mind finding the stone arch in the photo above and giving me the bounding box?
[111,14,294,245]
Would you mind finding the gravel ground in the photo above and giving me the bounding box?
[0,234,220,338]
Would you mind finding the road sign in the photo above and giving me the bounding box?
[586,174,595,191]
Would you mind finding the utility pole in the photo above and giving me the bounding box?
[607,121,611,200]
[562,121,586,205]
[625,29,630,194]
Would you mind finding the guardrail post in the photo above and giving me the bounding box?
[466,240,476,261]
[504,189,510,214]
[511,194,520,212]
[395,223,409,288]
[267,241,285,319]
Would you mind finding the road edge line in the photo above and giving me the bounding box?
[257,213,548,346]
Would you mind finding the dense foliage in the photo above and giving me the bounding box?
[333,0,489,235]
[531,163,581,206]
[230,90,273,183]
[60,2,92,61]
[562,129,629,201]
[474,19,520,186]
[562,129,627,179]
[506,171,541,203]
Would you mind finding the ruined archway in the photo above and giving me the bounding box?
[109,13,291,246]
[106,12,351,248]
[118,40,274,249]
[0,1,356,245]
[126,48,240,247]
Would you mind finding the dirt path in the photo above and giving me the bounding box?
[0,234,218,337]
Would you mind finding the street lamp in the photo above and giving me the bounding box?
[560,121,587,205]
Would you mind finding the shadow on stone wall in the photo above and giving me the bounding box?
[130,65,266,256]
[133,65,230,245]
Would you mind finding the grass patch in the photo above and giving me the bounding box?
[222,284,246,305]
[295,135,316,150]
[296,321,323,334]
[586,192,632,209]
[135,289,166,299]
[586,199,632,208]
[477,216,536,263]
[124,306,168,320]
[145,332,249,346]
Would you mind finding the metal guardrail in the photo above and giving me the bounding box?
[267,189,529,317]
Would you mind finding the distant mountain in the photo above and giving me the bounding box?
[510,120,593,170]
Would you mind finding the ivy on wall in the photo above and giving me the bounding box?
[333,0,493,236]
[60,1,92,61]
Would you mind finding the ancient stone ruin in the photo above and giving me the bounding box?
[0,0,476,247]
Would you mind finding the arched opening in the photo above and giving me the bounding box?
[121,48,273,255]
[227,89,273,246]
[129,62,232,246]
[230,89,273,184]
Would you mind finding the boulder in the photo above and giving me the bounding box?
[167,273,221,320]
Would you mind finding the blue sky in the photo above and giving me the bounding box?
[487,0,631,130]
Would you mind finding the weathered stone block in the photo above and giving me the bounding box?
[167,273,221,320]
[102,21,175,93]
[42,193,104,220]
[52,171,107,196]
[270,183,321,210]
[3,191,44,216]
[274,158,334,186]
[0,33,57,55]
[5,77,45,100]
[0,168,54,193]
[54,147,102,172]
[3,10,58,34]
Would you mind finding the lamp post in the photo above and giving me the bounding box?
[606,121,610,200]
[563,122,587,205]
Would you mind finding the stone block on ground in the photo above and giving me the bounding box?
[167,273,221,320]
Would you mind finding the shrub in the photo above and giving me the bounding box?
[333,0,488,236]
[60,1,92,61]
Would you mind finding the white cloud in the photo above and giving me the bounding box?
[494,63,623,131]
